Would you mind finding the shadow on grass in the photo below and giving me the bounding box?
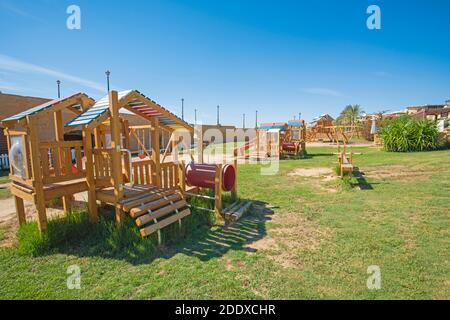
[350,167,375,190]
[281,152,334,160]
[16,199,273,266]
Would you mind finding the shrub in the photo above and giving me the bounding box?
[379,116,440,152]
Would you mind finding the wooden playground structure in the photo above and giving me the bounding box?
[306,114,362,144]
[236,120,307,160]
[2,90,240,238]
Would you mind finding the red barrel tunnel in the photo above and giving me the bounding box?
[282,142,297,152]
[185,162,236,192]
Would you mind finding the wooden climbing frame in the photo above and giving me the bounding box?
[1,90,207,238]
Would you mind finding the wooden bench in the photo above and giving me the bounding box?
[339,152,353,178]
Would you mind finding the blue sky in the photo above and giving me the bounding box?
[0,0,449,125]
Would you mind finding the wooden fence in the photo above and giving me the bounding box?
[0,154,9,170]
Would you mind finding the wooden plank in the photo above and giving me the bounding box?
[40,141,84,148]
[27,116,47,232]
[14,196,26,225]
[64,147,72,175]
[42,172,86,184]
[214,164,223,223]
[129,193,182,218]
[136,199,187,227]
[150,117,161,187]
[75,146,83,171]
[109,91,125,223]
[121,188,174,211]
[40,148,50,178]
[11,185,34,202]
[140,208,191,237]
[144,163,151,185]
[230,201,252,221]
[133,165,139,185]
[44,181,88,201]
[83,127,98,223]
[51,148,61,177]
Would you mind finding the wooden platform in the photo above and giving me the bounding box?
[10,178,88,202]
[97,184,191,237]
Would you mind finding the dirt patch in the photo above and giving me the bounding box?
[287,167,333,177]
[364,165,432,180]
[247,208,332,269]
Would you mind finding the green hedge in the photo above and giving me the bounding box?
[380,115,440,152]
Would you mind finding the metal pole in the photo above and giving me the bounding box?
[105,70,111,92]
[299,112,302,120]
[194,108,197,125]
[181,98,184,121]
[243,113,246,129]
[255,110,258,128]
[217,105,220,125]
[56,80,61,98]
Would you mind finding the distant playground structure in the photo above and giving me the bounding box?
[235,120,307,160]
[306,114,362,144]
[2,90,243,238]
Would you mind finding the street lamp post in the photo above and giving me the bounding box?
[194,108,197,125]
[217,105,220,125]
[181,98,184,121]
[255,110,258,128]
[105,70,111,92]
[56,80,61,98]
[243,113,246,129]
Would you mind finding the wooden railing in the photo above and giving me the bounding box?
[39,141,86,184]
[93,148,114,187]
[132,159,182,189]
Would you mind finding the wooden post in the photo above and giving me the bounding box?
[54,110,72,213]
[94,127,102,148]
[109,91,125,223]
[194,125,203,163]
[231,140,238,200]
[301,122,306,153]
[150,117,161,187]
[83,127,98,223]
[178,161,186,195]
[256,129,260,156]
[27,116,47,233]
[214,164,224,224]
[171,134,178,163]
[14,196,26,225]
[122,120,131,182]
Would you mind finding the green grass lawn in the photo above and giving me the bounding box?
[0,147,449,299]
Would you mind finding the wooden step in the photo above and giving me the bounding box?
[140,208,191,237]
[121,189,178,211]
[135,199,188,227]
[129,193,182,218]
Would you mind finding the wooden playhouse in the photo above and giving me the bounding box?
[2,90,238,237]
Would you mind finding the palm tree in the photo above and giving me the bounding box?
[338,104,364,126]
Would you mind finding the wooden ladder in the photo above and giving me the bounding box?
[120,187,191,237]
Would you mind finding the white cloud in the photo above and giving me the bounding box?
[0,1,46,24]
[302,87,344,97]
[0,54,106,93]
